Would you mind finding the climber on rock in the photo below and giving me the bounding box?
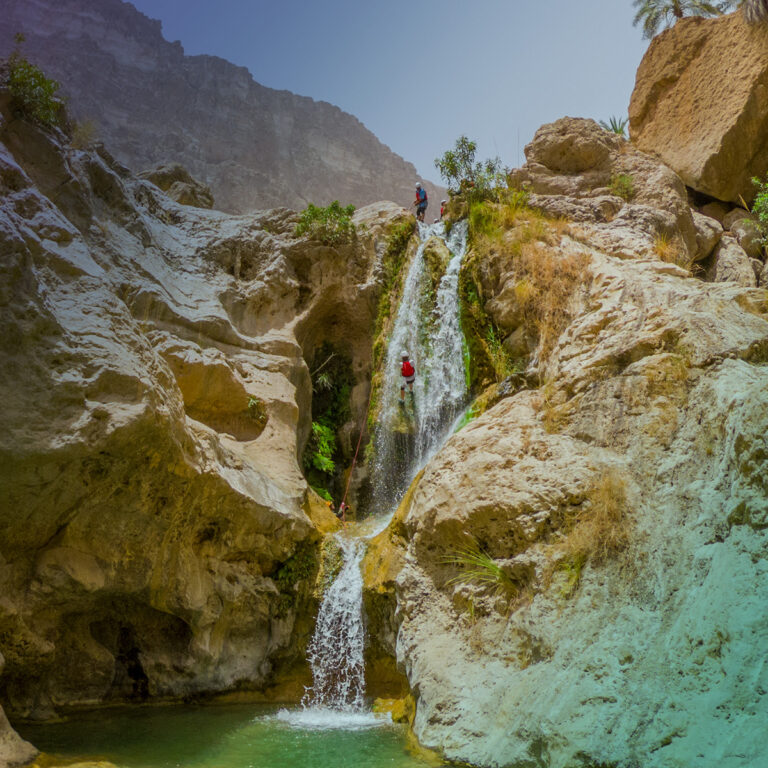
[440,200,448,219]
[400,351,415,403]
[413,182,428,222]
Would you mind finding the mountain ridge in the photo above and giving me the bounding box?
[0,0,444,214]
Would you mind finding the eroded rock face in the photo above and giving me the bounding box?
[510,117,698,263]
[630,12,768,204]
[0,93,408,733]
[377,120,768,766]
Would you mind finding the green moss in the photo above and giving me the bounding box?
[609,173,635,202]
[273,540,320,618]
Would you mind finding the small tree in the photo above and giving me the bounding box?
[751,175,768,244]
[435,135,506,201]
[5,32,64,127]
[294,201,356,246]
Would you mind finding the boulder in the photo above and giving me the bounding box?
[699,201,730,224]
[630,12,768,204]
[692,210,723,262]
[707,236,758,286]
[138,163,215,209]
[0,655,37,768]
[731,218,764,260]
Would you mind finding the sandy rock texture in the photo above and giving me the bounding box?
[138,164,215,209]
[0,0,444,214]
[629,11,768,205]
[0,90,409,745]
[384,121,768,767]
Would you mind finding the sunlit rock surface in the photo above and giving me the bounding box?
[385,120,768,768]
[630,11,768,205]
[0,91,409,741]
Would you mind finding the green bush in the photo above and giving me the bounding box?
[435,135,506,202]
[295,201,356,246]
[599,116,628,137]
[304,421,336,474]
[6,35,63,128]
[751,175,768,244]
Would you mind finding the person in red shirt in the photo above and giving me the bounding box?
[400,351,415,403]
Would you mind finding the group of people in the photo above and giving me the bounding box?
[413,182,448,223]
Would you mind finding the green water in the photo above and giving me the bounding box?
[15,704,435,768]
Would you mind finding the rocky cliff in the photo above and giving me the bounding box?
[0,0,443,214]
[630,11,768,205]
[375,119,768,768]
[0,86,414,760]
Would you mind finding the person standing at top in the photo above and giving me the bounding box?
[400,351,415,403]
[440,199,448,219]
[414,183,428,222]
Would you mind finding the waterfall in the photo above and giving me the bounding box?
[301,537,366,711]
[284,221,469,727]
[370,220,470,514]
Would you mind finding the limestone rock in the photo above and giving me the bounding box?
[699,201,730,224]
[692,210,723,262]
[730,218,764,260]
[0,0,445,214]
[722,208,755,232]
[0,656,37,768]
[630,12,768,204]
[138,164,214,209]
[707,236,758,286]
[0,91,402,720]
[512,117,698,261]
[393,233,768,767]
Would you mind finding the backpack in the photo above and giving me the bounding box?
[402,360,415,377]
[418,188,427,204]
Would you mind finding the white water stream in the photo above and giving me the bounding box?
[289,221,469,725]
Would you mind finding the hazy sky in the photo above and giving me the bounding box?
[128,0,649,184]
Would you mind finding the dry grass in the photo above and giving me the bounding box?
[513,242,591,361]
[654,233,692,271]
[560,468,631,568]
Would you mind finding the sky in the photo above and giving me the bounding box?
[128,0,650,185]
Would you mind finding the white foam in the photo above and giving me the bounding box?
[271,707,391,730]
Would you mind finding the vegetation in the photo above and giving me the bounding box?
[751,175,768,244]
[294,201,356,246]
[302,343,354,498]
[273,541,319,618]
[632,0,729,39]
[435,135,507,203]
[247,396,268,428]
[599,116,628,137]
[653,232,692,270]
[5,33,63,127]
[743,0,768,23]
[556,469,631,597]
[609,173,636,202]
[443,540,515,597]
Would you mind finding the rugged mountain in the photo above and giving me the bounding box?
[0,86,414,761]
[0,0,443,214]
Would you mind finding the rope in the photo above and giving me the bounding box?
[338,383,375,526]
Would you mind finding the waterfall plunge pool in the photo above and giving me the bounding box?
[15,703,436,768]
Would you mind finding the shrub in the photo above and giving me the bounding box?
[294,201,356,246]
[435,135,507,202]
[443,540,514,597]
[653,232,692,271]
[609,173,635,202]
[6,34,63,127]
[485,325,519,382]
[304,421,336,474]
[599,116,628,137]
[751,175,768,244]
[560,468,631,578]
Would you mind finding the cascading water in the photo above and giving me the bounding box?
[301,537,366,712]
[287,221,470,727]
[370,220,470,514]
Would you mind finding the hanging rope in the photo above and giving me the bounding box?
[338,383,375,526]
